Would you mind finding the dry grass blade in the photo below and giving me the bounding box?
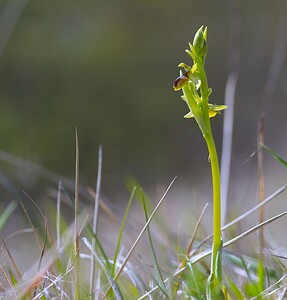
[103,176,177,299]
[0,150,76,189]
[221,0,241,226]
[83,237,123,300]
[193,183,287,251]
[181,203,209,268]
[223,210,287,248]
[92,144,102,235]
[56,180,62,255]
[2,213,88,300]
[138,209,287,299]
[87,187,118,221]
[0,228,34,279]
[0,264,15,296]
[22,192,48,275]
[19,198,43,250]
[90,144,103,298]
[74,127,80,251]
[250,273,287,300]
[31,267,74,300]
[257,115,265,290]
[74,127,80,300]
[173,203,209,295]
[257,115,265,252]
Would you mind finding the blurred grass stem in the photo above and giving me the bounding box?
[90,145,103,299]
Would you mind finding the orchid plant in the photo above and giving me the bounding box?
[173,26,227,298]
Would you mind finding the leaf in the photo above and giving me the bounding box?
[111,187,136,277]
[206,272,225,300]
[257,259,265,293]
[215,240,223,283]
[83,237,123,300]
[227,278,245,300]
[261,144,287,168]
[0,201,17,230]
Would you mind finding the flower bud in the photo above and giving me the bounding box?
[192,26,205,54]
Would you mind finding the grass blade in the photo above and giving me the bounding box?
[90,145,103,298]
[194,183,287,251]
[0,201,17,230]
[261,144,287,168]
[138,209,287,299]
[83,237,123,300]
[87,224,111,271]
[103,177,176,299]
[111,186,136,277]
[74,127,80,300]
[227,278,245,300]
[141,191,168,297]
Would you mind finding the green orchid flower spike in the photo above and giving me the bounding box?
[173,26,226,297]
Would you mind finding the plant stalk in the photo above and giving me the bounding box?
[205,132,222,275]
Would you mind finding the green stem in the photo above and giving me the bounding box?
[175,26,224,285]
[204,131,222,275]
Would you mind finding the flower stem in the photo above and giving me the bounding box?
[204,131,222,277]
[173,26,225,285]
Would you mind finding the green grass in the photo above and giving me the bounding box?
[0,145,286,299]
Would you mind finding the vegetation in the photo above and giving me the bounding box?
[1,24,287,300]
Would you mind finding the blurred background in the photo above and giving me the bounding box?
[0,0,287,224]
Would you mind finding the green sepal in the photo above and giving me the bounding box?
[181,95,187,102]
[208,104,227,117]
[184,111,194,118]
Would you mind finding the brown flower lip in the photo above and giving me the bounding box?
[173,71,190,91]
